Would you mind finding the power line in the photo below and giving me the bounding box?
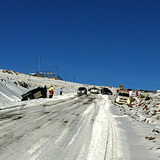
[38,56,159,89]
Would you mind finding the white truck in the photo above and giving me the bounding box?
[115,91,131,105]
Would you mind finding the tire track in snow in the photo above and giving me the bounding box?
[39,96,97,160]
[62,101,97,160]
[27,138,48,160]
[86,96,117,160]
[86,99,109,160]
[0,96,80,159]
[103,98,117,160]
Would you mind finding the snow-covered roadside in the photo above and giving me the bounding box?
[111,93,160,160]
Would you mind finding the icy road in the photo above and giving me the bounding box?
[0,94,118,160]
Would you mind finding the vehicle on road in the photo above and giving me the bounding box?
[21,87,47,101]
[77,87,87,96]
[88,87,100,94]
[115,91,131,105]
[101,88,112,95]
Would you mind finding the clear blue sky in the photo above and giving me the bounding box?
[0,0,160,91]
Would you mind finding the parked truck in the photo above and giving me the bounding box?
[115,90,131,105]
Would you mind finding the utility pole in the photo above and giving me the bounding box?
[38,56,41,75]
[29,66,31,80]
[65,74,67,84]
[56,66,58,77]
[88,76,90,85]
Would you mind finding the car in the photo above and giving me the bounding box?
[88,87,100,94]
[101,88,112,95]
[21,87,47,101]
[115,91,131,105]
[77,87,87,96]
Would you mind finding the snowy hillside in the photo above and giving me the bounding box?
[0,69,82,107]
[0,69,159,160]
